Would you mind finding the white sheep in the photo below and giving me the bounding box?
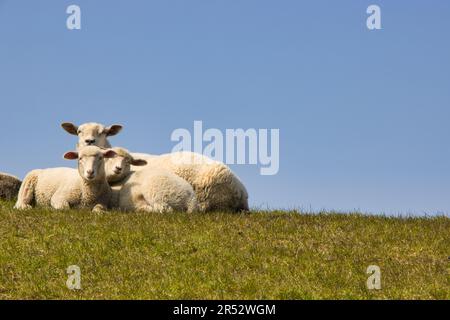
[0,172,22,201]
[14,146,117,212]
[61,122,249,212]
[139,151,249,212]
[106,148,198,213]
[61,122,123,148]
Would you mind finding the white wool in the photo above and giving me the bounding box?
[107,148,197,213]
[14,146,114,212]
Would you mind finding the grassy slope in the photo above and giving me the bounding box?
[0,200,448,300]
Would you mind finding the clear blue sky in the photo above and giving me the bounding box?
[1,0,449,215]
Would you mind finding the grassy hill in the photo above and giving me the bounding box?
[0,200,448,300]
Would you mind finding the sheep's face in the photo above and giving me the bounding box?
[105,155,131,183]
[64,146,117,182]
[61,122,123,149]
[105,149,147,183]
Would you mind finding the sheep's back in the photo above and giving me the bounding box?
[34,168,79,205]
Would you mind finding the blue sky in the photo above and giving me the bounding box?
[1,0,449,215]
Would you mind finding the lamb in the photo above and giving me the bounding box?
[61,122,249,212]
[138,151,249,212]
[0,172,22,201]
[14,146,117,212]
[61,122,123,149]
[106,147,198,213]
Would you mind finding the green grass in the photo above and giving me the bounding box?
[0,200,448,300]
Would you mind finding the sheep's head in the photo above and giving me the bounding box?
[105,147,147,183]
[64,146,117,182]
[61,122,123,149]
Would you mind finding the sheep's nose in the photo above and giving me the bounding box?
[115,166,122,171]
[86,169,94,176]
[85,139,96,145]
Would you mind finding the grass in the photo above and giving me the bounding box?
[0,200,449,300]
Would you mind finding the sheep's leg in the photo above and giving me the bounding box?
[137,203,174,213]
[14,171,39,210]
[187,196,199,213]
[50,194,70,210]
[92,203,107,213]
[136,189,174,213]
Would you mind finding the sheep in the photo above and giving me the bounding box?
[106,147,198,213]
[61,122,123,148]
[14,146,117,212]
[140,151,249,212]
[0,172,22,200]
[61,122,250,212]
[105,147,148,184]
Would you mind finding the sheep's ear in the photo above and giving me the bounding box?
[61,122,79,136]
[63,151,79,160]
[131,159,147,166]
[105,125,123,136]
[103,150,117,159]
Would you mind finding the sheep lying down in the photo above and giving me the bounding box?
[134,151,249,212]
[61,122,249,212]
[15,146,116,212]
[14,146,197,214]
[107,148,198,213]
[0,172,22,200]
